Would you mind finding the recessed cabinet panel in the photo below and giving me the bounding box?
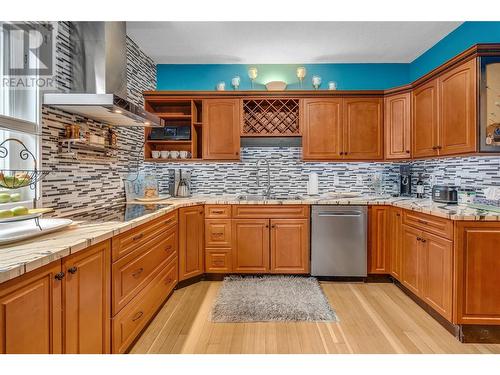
[412,79,439,158]
[179,206,204,280]
[232,219,270,273]
[302,99,343,160]
[385,93,411,159]
[270,219,309,274]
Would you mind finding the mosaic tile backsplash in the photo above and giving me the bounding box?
[38,22,500,213]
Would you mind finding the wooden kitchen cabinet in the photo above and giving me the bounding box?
[179,206,204,280]
[63,241,111,354]
[384,92,411,159]
[412,79,439,158]
[232,219,270,273]
[343,98,384,160]
[302,98,343,160]
[421,232,453,321]
[202,99,241,160]
[368,206,390,274]
[270,219,309,274]
[454,221,500,324]
[205,219,232,248]
[0,262,62,354]
[402,224,424,296]
[388,207,403,280]
[438,58,477,156]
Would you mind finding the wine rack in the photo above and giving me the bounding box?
[242,99,300,136]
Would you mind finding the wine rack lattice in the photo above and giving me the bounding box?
[242,99,300,136]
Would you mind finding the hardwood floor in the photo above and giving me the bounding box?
[130,281,500,354]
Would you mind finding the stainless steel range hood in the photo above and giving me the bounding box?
[43,22,160,127]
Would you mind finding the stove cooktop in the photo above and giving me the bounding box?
[61,203,171,223]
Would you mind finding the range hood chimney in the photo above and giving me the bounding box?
[44,22,160,127]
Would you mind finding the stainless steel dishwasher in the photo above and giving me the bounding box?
[311,205,368,277]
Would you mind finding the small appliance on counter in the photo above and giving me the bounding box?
[169,169,192,197]
[432,185,458,204]
[399,165,412,197]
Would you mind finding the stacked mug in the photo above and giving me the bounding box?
[151,150,190,159]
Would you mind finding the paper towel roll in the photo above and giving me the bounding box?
[307,173,319,195]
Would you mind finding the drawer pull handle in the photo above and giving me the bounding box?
[68,266,77,274]
[213,232,224,236]
[164,277,172,284]
[133,233,144,241]
[132,268,144,278]
[212,210,224,214]
[213,260,224,266]
[55,272,65,281]
[416,237,422,241]
[417,219,428,224]
[132,311,144,322]
[165,218,175,225]
[165,245,172,250]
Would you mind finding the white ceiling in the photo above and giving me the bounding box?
[126,21,462,64]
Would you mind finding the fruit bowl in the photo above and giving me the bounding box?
[0,170,49,189]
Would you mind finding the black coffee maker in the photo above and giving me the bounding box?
[399,165,412,196]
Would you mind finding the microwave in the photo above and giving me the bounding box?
[149,126,191,141]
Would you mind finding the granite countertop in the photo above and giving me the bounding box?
[1,194,499,284]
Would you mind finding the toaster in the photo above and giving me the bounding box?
[432,185,458,204]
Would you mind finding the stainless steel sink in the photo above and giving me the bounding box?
[236,194,303,201]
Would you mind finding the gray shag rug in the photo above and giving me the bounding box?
[210,276,338,322]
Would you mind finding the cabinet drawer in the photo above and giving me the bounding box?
[205,249,232,273]
[205,205,231,218]
[403,210,453,240]
[232,205,309,219]
[112,256,177,354]
[112,227,177,315]
[205,219,232,247]
[112,211,177,261]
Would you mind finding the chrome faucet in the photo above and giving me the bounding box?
[256,158,272,198]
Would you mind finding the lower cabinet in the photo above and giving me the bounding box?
[232,219,270,273]
[270,219,309,274]
[0,261,62,354]
[63,240,111,354]
[388,207,403,279]
[368,206,390,274]
[401,224,453,320]
[0,241,110,354]
[179,206,204,280]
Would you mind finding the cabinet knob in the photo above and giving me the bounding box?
[271,224,276,228]
[421,238,427,243]
[235,151,239,156]
[67,266,77,274]
[133,233,144,241]
[55,272,65,281]
[406,150,410,154]
[416,237,422,242]
[132,268,144,278]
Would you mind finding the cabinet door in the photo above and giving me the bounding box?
[412,79,439,158]
[384,93,411,159]
[302,98,343,160]
[270,219,309,274]
[202,99,241,160]
[343,98,383,160]
[368,206,389,273]
[179,206,204,280]
[232,219,270,273]
[401,225,424,296]
[0,262,62,354]
[389,207,403,280]
[63,240,111,354]
[438,58,477,156]
[421,233,453,321]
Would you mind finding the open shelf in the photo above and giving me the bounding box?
[143,99,204,161]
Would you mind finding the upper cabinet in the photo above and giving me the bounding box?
[385,92,411,159]
[413,79,439,158]
[438,58,477,156]
[343,98,383,160]
[413,59,477,158]
[302,98,343,160]
[302,97,383,161]
[202,99,241,160]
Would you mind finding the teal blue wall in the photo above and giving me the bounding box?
[156,63,409,91]
[410,21,500,81]
[156,22,500,91]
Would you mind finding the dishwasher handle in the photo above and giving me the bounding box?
[316,211,363,217]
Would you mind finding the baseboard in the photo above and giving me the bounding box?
[459,325,500,344]
[176,274,205,289]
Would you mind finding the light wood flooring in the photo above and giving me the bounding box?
[131,281,500,354]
